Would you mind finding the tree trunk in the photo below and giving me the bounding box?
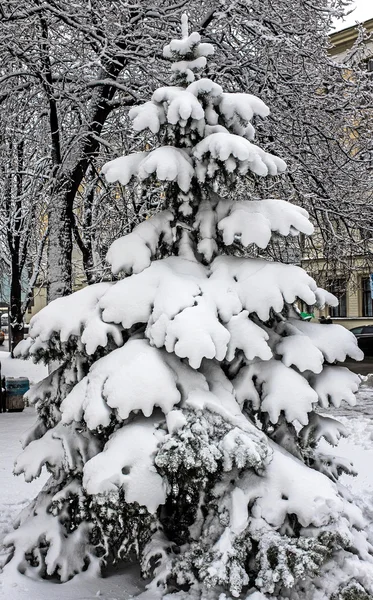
[47,70,131,302]
[10,255,24,356]
[47,177,74,302]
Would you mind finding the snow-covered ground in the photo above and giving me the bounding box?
[0,351,48,385]
[0,413,145,600]
[0,352,372,599]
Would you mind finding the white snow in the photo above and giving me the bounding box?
[15,283,123,358]
[83,417,167,513]
[129,101,165,134]
[99,254,324,367]
[139,147,194,192]
[1,358,373,599]
[186,78,222,98]
[102,151,147,185]
[14,421,100,482]
[211,256,317,321]
[219,92,270,122]
[0,351,47,385]
[276,334,324,373]
[284,318,364,362]
[233,444,345,531]
[193,132,287,179]
[61,340,183,428]
[225,311,272,362]
[299,412,348,448]
[103,147,195,193]
[310,365,360,408]
[217,199,314,250]
[315,286,339,309]
[170,57,207,82]
[106,210,174,275]
[163,29,213,60]
[234,359,318,425]
[154,88,204,123]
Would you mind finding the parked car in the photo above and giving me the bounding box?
[350,325,373,356]
[0,330,4,345]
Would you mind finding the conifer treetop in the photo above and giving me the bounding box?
[101,15,318,277]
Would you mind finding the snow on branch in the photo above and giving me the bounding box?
[102,146,194,193]
[106,210,174,275]
[100,255,321,367]
[193,198,218,261]
[234,443,345,532]
[193,133,287,180]
[14,422,100,482]
[61,339,184,429]
[100,257,205,330]
[314,287,339,309]
[15,283,123,360]
[211,256,317,322]
[220,92,269,120]
[163,30,213,61]
[283,319,364,363]
[217,199,314,249]
[234,359,318,425]
[3,499,95,582]
[129,101,165,134]
[153,86,204,123]
[164,295,230,368]
[225,311,272,362]
[163,16,214,84]
[299,413,348,448]
[276,334,324,373]
[187,78,223,99]
[83,417,167,513]
[309,366,360,409]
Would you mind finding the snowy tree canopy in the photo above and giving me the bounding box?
[4,14,373,600]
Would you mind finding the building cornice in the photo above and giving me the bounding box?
[329,18,373,56]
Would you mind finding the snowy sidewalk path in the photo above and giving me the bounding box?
[0,409,49,546]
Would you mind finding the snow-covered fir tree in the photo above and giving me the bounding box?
[2,15,373,600]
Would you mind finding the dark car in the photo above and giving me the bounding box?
[0,330,4,345]
[350,325,373,356]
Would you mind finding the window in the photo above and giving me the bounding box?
[362,277,373,317]
[328,279,347,317]
[350,326,364,334]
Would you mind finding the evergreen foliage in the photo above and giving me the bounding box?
[2,15,373,600]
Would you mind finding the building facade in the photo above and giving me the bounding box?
[302,18,373,329]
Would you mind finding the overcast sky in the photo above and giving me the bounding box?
[333,0,373,31]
